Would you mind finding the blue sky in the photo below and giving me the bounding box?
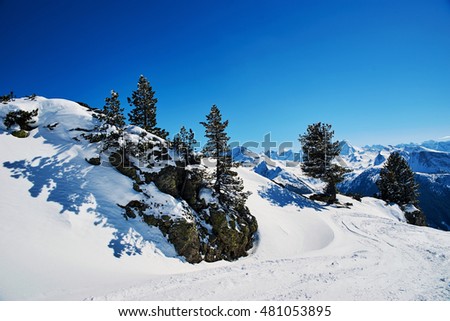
[2,0,450,149]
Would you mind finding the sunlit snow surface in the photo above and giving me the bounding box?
[0,97,449,300]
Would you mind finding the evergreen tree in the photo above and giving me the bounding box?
[153,127,169,139]
[128,75,168,139]
[377,152,419,205]
[173,126,198,165]
[200,105,248,205]
[98,90,125,129]
[323,164,350,200]
[4,109,38,130]
[377,152,426,226]
[299,122,349,203]
[96,90,125,150]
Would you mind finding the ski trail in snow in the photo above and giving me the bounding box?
[90,173,450,301]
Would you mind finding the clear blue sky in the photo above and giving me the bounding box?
[2,0,450,149]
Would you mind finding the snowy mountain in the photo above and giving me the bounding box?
[1,97,449,300]
[266,149,302,162]
[339,140,362,156]
[420,137,450,153]
[339,139,450,231]
[229,146,261,166]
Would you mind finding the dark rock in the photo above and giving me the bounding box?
[85,157,101,166]
[121,199,202,263]
[45,122,58,130]
[205,206,257,262]
[153,166,181,198]
[122,200,148,219]
[132,183,142,192]
[167,220,202,263]
[181,170,204,208]
[11,130,29,138]
[109,151,140,182]
[69,127,93,132]
[146,166,205,210]
[309,193,334,203]
[403,206,427,227]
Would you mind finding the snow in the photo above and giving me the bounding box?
[437,136,450,142]
[198,187,217,204]
[254,160,315,194]
[1,97,449,300]
[92,180,450,300]
[404,204,419,213]
[141,183,195,222]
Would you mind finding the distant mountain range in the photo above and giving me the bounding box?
[338,139,450,231]
[231,137,450,231]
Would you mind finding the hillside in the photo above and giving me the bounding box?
[0,97,449,300]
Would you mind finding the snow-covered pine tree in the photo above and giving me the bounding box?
[98,90,125,129]
[200,105,248,206]
[4,108,38,131]
[128,75,168,139]
[377,152,426,226]
[299,122,348,203]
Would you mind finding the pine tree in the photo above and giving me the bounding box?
[98,90,125,129]
[152,127,169,140]
[377,152,419,205]
[173,126,198,165]
[186,128,197,160]
[128,75,168,139]
[96,90,125,150]
[200,105,230,193]
[299,122,349,203]
[377,152,426,226]
[4,109,38,130]
[323,164,350,200]
[200,105,248,205]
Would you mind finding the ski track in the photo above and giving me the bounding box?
[91,204,450,301]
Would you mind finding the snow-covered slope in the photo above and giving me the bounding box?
[1,97,449,300]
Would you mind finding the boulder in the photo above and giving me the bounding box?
[109,150,141,182]
[11,130,29,138]
[85,157,101,166]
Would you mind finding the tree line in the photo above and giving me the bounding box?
[3,74,424,226]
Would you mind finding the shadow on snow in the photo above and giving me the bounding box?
[3,134,178,259]
[258,183,323,211]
